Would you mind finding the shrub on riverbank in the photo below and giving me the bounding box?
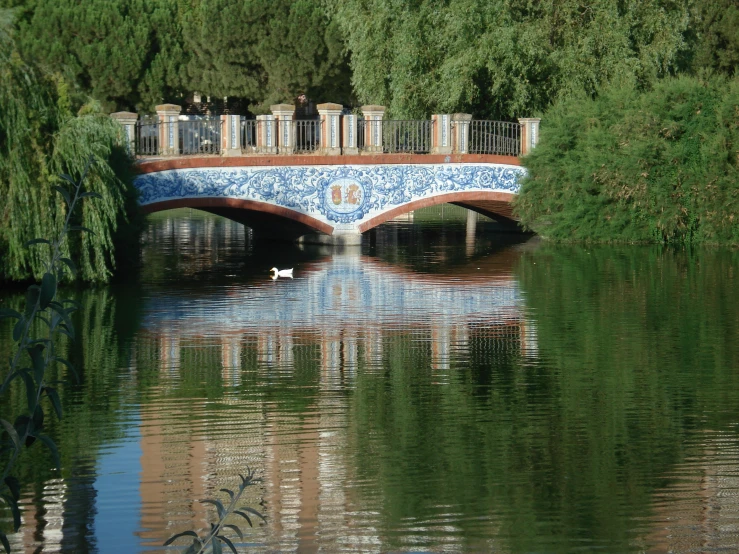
[515,75,739,245]
[0,16,139,283]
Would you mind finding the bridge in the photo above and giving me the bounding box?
[112,103,540,244]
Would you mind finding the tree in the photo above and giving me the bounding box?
[179,0,353,112]
[333,0,691,119]
[0,13,138,282]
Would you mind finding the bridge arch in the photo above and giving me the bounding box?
[140,197,333,239]
[357,190,517,232]
[135,155,525,241]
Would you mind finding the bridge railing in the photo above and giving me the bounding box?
[134,116,223,156]
[358,119,434,154]
[294,120,321,153]
[241,118,257,150]
[469,120,522,156]
[112,104,540,158]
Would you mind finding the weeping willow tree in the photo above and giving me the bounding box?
[0,10,138,283]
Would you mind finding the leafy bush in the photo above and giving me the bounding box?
[515,75,739,244]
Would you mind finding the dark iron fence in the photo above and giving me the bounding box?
[241,118,257,150]
[135,117,159,156]
[133,115,523,156]
[469,120,521,156]
[135,117,222,155]
[357,119,433,153]
[180,118,222,154]
[294,120,321,153]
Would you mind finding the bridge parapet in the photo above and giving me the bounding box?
[113,103,540,159]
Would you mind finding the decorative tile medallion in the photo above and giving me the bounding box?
[135,163,525,227]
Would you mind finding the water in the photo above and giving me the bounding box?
[2,207,739,553]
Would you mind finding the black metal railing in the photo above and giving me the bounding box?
[135,117,159,156]
[294,120,321,153]
[179,117,222,155]
[132,115,524,157]
[469,120,521,156]
[135,117,223,155]
[357,120,433,153]
[241,118,257,150]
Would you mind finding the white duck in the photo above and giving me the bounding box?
[270,267,294,279]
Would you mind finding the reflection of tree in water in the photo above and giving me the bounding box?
[0,288,142,552]
[343,245,739,552]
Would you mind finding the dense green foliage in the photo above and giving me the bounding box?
[0,16,138,282]
[4,0,738,119]
[333,0,691,118]
[515,75,739,244]
[6,0,353,113]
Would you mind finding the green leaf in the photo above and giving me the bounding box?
[233,510,252,527]
[59,257,77,277]
[1,494,21,531]
[223,524,243,540]
[212,537,223,554]
[19,369,36,412]
[238,506,266,524]
[68,225,95,235]
[220,488,235,501]
[25,285,40,315]
[163,530,200,546]
[0,530,10,553]
[53,185,72,208]
[13,415,32,442]
[4,477,20,502]
[54,356,78,381]
[0,308,22,320]
[25,238,51,247]
[79,191,103,199]
[202,498,226,520]
[32,404,44,431]
[56,325,74,340]
[35,434,60,470]
[217,534,238,554]
[27,343,46,384]
[49,306,75,340]
[40,273,57,309]
[59,174,77,187]
[45,387,63,420]
[12,317,26,342]
[0,419,21,453]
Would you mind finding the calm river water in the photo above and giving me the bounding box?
[2,207,739,553]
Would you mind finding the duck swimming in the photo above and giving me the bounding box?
[270,267,294,278]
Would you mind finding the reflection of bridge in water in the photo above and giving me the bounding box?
[136,251,539,550]
[143,252,539,377]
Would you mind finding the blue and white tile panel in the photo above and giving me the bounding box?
[135,163,525,228]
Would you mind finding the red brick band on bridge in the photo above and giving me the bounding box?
[136,153,521,173]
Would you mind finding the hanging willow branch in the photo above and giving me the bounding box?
[0,10,136,283]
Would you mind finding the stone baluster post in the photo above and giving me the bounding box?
[110,111,138,155]
[361,105,385,154]
[256,115,277,154]
[342,112,359,156]
[431,114,452,155]
[220,114,242,156]
[317,103,343,155]
[156,104,181,156]
[271,104,296,155]
[452,113,472,154]
[518,118,541,156]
